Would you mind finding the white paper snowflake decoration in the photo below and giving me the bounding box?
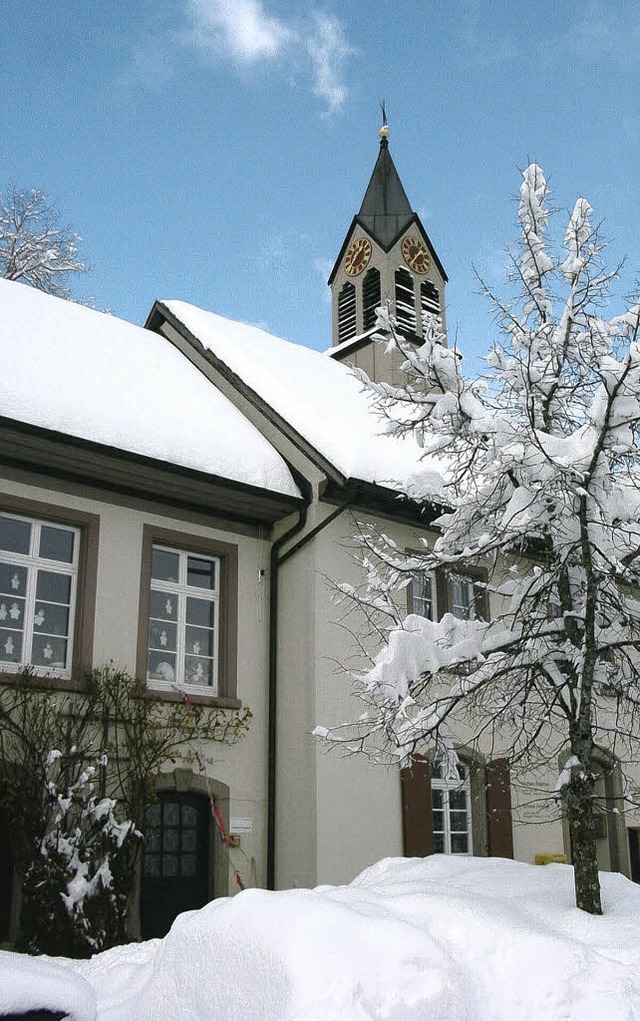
[193,641,200,654]
[0,604,6,621]
[11,573,19,591]
[43,644,53,661]
[34,608,45,627]
[165,599,173,615]
[160,630,168,647]
[4,637,14,655]
[9,603,20,621]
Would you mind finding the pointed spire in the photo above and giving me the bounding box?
[358,107,414,248]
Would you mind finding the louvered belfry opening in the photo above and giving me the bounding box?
[395,267,416,332]
[338,281,357,342]
[362,267,381,331]
[421,279,440,317]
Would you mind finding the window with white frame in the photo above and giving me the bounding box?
[0,512,79,677]
[411,571,436,620]
[449,574,476,620]
[147,544,220,691]
[431,759,473,854]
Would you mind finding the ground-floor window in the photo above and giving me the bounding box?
[431,759,473,854]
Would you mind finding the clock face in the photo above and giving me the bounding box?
[402,236,430,275]
[344,237,372,276]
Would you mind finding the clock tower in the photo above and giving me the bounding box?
[327,122,448,383]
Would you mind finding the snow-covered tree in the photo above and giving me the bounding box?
[0,186,86,298]
[319,165,640,915]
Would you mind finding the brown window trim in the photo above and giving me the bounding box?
[0,493,99,684]
[137,525,239,707]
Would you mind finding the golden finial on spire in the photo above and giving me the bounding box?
[378,99,389,140]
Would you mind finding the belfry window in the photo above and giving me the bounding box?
[421,280,440,317]
[337,281,357,343]
[395,268,416,332]
[362,268,381,331]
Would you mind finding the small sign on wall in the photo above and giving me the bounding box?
[230,817,253,834]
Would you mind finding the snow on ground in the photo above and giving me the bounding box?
[0,279,300,498]
[159,301,445,496]
[10,856,640,1021]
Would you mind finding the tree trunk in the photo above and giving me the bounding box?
[565,770,602,915]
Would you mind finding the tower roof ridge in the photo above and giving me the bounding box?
[357,138,414,248]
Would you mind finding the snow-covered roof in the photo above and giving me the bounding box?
[0,279,300,499]
[158,300,442,495]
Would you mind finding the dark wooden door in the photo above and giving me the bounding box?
[140,793,211,939]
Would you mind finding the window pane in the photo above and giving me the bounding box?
[432,809,444,832]
[0,563,27,597]
[32,635,68,669]
[162,854,178,877]
[186,597,216,628]
[164,828,179,852]
[33,603,69,637]
[147,804,161,825]
[147,651,176,683]
[36,571,71,605]
[182,805,198,827]
[143,854,161,878]
[146,829,160,853]
[431,789,443,809]
[450,811,468,833]
[148,619,177,653]
[181,829,197,852]
[0,516,31,555]
[0,598,25,629]
[412,573,434,619]
[39,526,75,564]
[450,576,473,619]
[449,789,467,811]
[451,834,469,854]
[187,556,216,590]
[185,625,213,658]
[149,589,178,621]
[181,854,197,877]
[151,548,179,583]
[0,629,22,662]
[433,832,444,853]
[164,802,179,826]
[184,655,214,686]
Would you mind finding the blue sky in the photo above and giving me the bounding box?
[3,0,639,369]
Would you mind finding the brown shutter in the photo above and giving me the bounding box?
[400,757,434,857]
[486,758,514,858]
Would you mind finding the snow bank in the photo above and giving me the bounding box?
[0,949,96,1020]
[160,301,444,494]
[0,279,299,498]
[54,856,640,1020]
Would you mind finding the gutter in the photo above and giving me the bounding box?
[266,491,355,890]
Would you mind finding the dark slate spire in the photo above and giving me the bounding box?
[357,122,414,249]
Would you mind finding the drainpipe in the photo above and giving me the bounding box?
[266,490,355,890]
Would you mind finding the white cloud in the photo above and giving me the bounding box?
[187,0,292,62]
[306,13,356,114]
[174,1,355,112]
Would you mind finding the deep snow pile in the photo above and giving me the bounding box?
[24,856,637,1020]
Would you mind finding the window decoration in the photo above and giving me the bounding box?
[431,759,472,854]
[411,572,435,620]
[0,513,79,676]
[147,544,220,692]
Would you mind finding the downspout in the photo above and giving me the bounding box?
[266,489,355,890]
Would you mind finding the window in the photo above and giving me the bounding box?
[395,267,416,332]
[0,512,79,678]
[139,528,238,702]
[362,267,381,331]
[431,759,473,854]
[420,279,440,317]
[410,568,485,622]
[338,281,357,342]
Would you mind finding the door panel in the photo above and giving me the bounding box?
[140,793,211,939]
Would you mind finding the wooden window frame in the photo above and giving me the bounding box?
[137,526,239,708]
[408,565,489,622]
[0,494,98,685]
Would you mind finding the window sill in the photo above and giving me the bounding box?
[145,680,241,710]
[0,670,89,692]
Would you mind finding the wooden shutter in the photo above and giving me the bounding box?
[486,758,514,858]
[400,757,434,856]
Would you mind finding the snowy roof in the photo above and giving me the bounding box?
[157,300,444,497]
[0,279,300,499]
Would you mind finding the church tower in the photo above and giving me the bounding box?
[328,120,448,384]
